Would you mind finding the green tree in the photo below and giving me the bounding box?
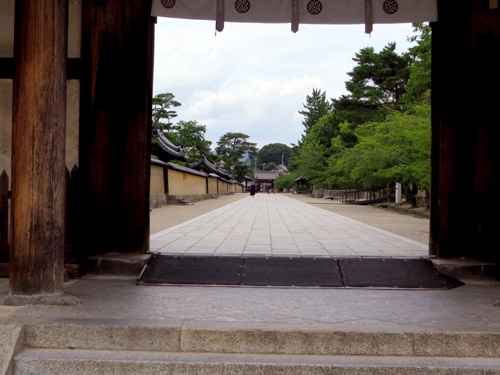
[330,43,412,145]
[152,93,181,133]
[327,104,431,203]
[166,120,212,164]
[205,152,222,166]
[306,112,341,148]
[403,23,432,103]
[216,132,257,180]
[256,143,294,167]
[346,43,411,106]
[298,88,332,141]
[291,28,431,195]
[293,138,329,186]
[274,174,297,190]
[290,111,342,182]
[265,162,277,171]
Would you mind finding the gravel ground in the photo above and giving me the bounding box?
[288,193,430,245]
[150,192,430,245]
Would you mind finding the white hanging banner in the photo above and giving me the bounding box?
[152,0,437,28]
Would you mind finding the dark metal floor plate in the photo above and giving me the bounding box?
[242,257,343,287]
[339,258,464,289]
[138,254,242,285]
[138,255,463,289]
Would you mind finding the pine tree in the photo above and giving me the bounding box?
[298,88,332,140]
[152,93,181,133]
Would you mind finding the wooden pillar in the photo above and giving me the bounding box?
[431,0,500,264]
[79,0,153,255]
[10,0,68,295]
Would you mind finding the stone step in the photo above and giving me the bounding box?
[14,348,500,375]
[83,253,151,278]
[22,322,500,358]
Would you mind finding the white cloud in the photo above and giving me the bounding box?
[154,18,417,149]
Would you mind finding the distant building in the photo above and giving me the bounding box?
[253,164,289,191]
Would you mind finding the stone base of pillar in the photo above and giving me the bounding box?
[432,259,499,284]
[0,293,80,306]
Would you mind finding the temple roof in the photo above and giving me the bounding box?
[152,128,187,161]
[191,156,233,180]
[165,162,209,178]
[254,170,280,181]
[293,174,309,184]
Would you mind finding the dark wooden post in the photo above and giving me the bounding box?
[10,0,68,295]
[0,171,8,262]
[431,0,500,264]
[78,0,153,256]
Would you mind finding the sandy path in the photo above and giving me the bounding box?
[288,194,430,245]
[150,193,248,234]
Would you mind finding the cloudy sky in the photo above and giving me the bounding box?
[153,18,416,150]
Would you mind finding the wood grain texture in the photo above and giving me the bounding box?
[10,0,68,295]
[78,0,153,255]
[431,0,500,263]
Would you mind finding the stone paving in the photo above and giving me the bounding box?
[150,194,428,257]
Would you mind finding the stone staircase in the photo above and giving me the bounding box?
[10,322,500,374]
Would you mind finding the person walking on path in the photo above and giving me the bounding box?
[250,183,256,197]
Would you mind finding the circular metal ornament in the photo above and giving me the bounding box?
[235,0,251,13]
[161,0,176,9]
[307,0,323,15]
[382,0,398,14]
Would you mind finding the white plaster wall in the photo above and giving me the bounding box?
[0,0,81,57]
[0,0,81,179]
[68,0,82,59]
[0,0,14,57]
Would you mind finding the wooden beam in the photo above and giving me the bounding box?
[0,58,81,79]
[431,0,500,263]
[78,0,153,255]
[10,0,68,295]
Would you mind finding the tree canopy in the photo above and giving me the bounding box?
[152,93,181,133]
[330,42,411,133]
[216,132,257,180]
[326,105,431,190]
[346,43,411,106]
[404,23,432,103]
[165,120,212,164]
[256,143,294,168]
[274,174,296,190]
[291,25,431,205]
[298,88,332,142]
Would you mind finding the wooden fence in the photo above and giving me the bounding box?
[0,166,80,264]
[340,187,387,204]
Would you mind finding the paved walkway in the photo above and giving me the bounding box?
[150,194,428,257]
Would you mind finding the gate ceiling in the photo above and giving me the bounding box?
[152,0,437,33]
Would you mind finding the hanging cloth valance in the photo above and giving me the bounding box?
[152,0,437,33]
